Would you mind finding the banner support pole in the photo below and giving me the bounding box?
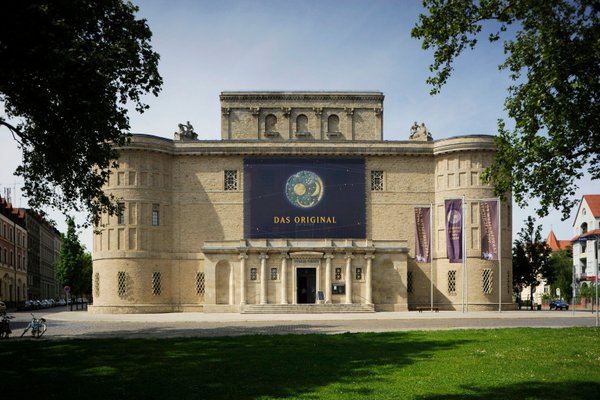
[498,197,502,312]
[430,203,434,311]
[462,195,466,313]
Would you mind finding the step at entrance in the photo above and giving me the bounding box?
[241,303,375,314]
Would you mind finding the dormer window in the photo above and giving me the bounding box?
[581,222,588,235]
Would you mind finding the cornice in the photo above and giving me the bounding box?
[220,91,384,102]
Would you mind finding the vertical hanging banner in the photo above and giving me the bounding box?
[414,207,431,263]
[480,200,499,260]
[445,199,463,263]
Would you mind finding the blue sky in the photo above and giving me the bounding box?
[0,0,595,249]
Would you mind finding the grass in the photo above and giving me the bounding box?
[2,328,600,399]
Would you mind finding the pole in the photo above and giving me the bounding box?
[462,195,467,313]
[596,236,599,327]
[498,197,502,312]
[430,203,433,311]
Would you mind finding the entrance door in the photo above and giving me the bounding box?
[297,268,316,304]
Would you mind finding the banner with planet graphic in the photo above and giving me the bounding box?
[244,158,366,238]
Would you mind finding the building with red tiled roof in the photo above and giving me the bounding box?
[0,197,27,307]
[571,195,600,285]
[546,230,571,253]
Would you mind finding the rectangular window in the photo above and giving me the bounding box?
[117,271,127,298]
[371,170,384,191]
[195,272,205,296]
[250,268,258,281]
[224,170,238,191]
[482,269,493,294]
[152,271,161,296]
[152,204,160,226]
[448,270,457,296]
[94,272,100,298]
[407,271,414,294]
[355,267,362,281]
[117,203,125,225]
[271,267,278,280]
[335,267,342,281]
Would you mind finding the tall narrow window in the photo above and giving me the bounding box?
[152,204,160,226]
[265,114,277,134]
[117,203,125,225]
[224,170,238,191]
[371,171,384,191]
[271,268,278,280]
[327,114,340,132]
[152,272,161,296]
[196,272,205,296]
[94,272,100,298]
[296,114,309,133]
[448,270,457,296]
[482,269,493,294]
[407,271,414,294]
[117,271,128,298]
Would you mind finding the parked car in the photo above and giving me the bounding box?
[549,299,569,310]
[0,301,6,313]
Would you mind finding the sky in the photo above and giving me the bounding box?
[0,0,596,250]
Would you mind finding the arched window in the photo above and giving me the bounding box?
[265,114,277,134]
[327,114,339,133]
[296,114,308,133]
[581,222,588,235]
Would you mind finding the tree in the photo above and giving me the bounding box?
[0,0,162,226]
[412,0,599,219]
[548,247,573,302]
[56,217,91,297]
[512,216,553,309]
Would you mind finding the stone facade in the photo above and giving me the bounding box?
[91,92,514,313]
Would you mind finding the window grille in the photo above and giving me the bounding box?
[271,267,278,280]
[152,272,162,296]
[195,272,205,296]
[407,271,414,294]
[335,267,342,280]
[117,271,128,298]
[371,170,384,191]
[250,268,257,281]
[94,272,100,298]
[224,170,238,191]
[152,204,160,226]
[482,269,493,294]
[355,267,362,280]
[448,270,457,296]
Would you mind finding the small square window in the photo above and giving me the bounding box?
[371,171,384,191]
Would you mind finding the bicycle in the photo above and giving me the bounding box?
[21,313,47,338]
[0,312,14,339]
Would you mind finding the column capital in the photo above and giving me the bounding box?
[239,253,248,260]
[259,252,269,260]
[344,252,355,260]
[364,253,375,260]
[324,253,335,260]
[280,252,290,259]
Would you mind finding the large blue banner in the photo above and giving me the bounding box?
[244,158,366,238]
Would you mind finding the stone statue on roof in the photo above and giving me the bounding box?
[409,122,433,141]
[174,121,198,141]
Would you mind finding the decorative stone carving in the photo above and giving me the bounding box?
[344,107,354,116]
[221,107,230,117]
[374,107,383,116]
[313,107,323,117]
[281,107,292,118]
[174,121,198,141]
[250,107,260,117]
[409,122,433,141]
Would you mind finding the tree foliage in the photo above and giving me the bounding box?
[412,0,600,219]
[0,0,162,226]
[512,216,553,309]
[548,247,573,301]
[56,217,92,297]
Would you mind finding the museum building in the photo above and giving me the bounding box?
[90,91,514,314]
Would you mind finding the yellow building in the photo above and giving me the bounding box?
[91,92,513,313]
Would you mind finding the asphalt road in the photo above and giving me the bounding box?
[4,308,599,339]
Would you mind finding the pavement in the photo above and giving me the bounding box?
[4,308,599,339]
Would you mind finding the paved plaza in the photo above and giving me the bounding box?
[6,308,599,339]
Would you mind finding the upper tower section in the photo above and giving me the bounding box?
[220,91,384,141]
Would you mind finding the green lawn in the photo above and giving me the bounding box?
[2,328,599,399]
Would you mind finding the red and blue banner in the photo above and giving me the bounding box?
[244,158,366,239]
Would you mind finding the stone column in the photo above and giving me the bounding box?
[365,253,374,305]
[324,253,334,303]
[259,252,269,304]
[239,253,247,305]
[229,263,235,305]
[345,253,354,304]
[280,253,289,304]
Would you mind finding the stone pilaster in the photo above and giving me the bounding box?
[259,253,269,304]
[345,253,354,304]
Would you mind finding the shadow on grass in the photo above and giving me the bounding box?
[416,381,600,400]
[1,331,467,399]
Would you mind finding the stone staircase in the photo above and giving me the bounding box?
[241,303,375,314]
